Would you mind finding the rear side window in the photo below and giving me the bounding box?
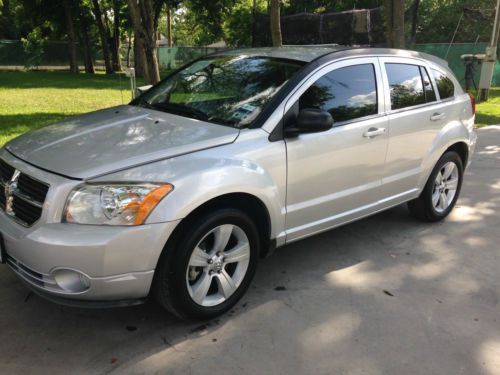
[299,64,378,123]
[431,69,455,99]
[385,63,425,110]
[420,67,437,103]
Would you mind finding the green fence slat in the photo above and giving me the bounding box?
[414,43,500,87]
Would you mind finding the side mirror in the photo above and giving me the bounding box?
[285,108,334,138]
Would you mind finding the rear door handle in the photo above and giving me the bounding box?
[363,127,386,138]
[430,112,446,121]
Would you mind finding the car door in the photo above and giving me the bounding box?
[379,57,443,197]
[284,57,389,242]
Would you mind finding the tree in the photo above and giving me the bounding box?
[270,0,282,47]
[383,0,404,48]
[128,0,162,84]
[75,0,95,74]
[0,0,18,39]
[63,0,80,74]
[406,0,420,47]
[91,0,114,73]
[111,0,123,71]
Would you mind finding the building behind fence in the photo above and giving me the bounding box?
[1,38,499,87]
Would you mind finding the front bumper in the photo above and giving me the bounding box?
[1,209,179,302]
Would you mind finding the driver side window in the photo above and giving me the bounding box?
[299,64,378,123]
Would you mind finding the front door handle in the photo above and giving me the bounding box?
[430,112,446,121]
[363,127,386,138]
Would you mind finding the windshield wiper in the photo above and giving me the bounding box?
[149,102,209,121]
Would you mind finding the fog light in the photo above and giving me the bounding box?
[52,269,90,293]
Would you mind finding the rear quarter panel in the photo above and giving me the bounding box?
[416,92,474,190]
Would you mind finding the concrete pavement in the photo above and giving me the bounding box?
[0,127,499,375]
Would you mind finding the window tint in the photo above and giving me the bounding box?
[299,64,378,123]
[385,63,425,110]
[431,69,455,99]
[420,67,436,103]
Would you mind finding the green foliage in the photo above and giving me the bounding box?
[222,0,265,46]
[21,26,48,69]
[281,0,382,14]
[417,0,495,43]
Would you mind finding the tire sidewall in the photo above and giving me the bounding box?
[424,151,464,220]
[165,208,260,320]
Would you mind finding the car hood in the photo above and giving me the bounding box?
[6,105,239,179]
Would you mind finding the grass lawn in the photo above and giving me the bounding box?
[475,87,500,127]
[0,71,142,146]
[0,71,499,146]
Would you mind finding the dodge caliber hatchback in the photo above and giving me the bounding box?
[0,47,477,320]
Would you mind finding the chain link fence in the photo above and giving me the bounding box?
[0,39,223,71]
[1,38,499,87]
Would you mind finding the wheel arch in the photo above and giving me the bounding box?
[160,192,274,260]
[444,141,469,167]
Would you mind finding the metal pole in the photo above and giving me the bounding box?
[478,0,500,101]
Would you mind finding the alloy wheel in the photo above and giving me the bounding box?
[432,161,459,213]
[186,224,250,307]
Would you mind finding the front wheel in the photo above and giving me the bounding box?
[154,208,260,320]
[408,151,464,222]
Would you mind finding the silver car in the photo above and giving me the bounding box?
[0,47,477,320]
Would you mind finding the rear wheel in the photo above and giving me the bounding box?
[154,208,259,320]
[408,151,463,222]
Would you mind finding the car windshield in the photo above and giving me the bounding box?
[133,55,305,127]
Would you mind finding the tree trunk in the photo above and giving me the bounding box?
[270,0,282,47]
[75,0,95,74]
[127,29,132,68]
[133,30,144,78]
[383,0,405,48]
[392,0,405,48]
[407,0,420,47]
[251,0,257,47]
[128,0,160,85]
[166,6,172,47]
[63,0,79,74]
[92,0,114,73]
[112,0,122,71]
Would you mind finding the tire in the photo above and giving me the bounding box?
[153,208,260,321]
[407,151,463,222]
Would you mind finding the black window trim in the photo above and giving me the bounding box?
[384,62,452,115]
[430,67,456,102]
[276,59,382,139]
[419,65,437,104]
[384,62,428,112]
[298,62,380,126]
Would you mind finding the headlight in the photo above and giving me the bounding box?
[64,183,174,225]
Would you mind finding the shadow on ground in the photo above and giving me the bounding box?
[0,127,499,375]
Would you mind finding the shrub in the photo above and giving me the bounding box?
[21,27,48,70]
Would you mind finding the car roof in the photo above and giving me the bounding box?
[215,46,349,62]
[213,46,449,69]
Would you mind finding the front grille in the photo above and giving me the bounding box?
[0,158,15,182]
[12,196,44,225]
[0,158,49,226]
[18,173,49,203]
[0,159,15,208]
